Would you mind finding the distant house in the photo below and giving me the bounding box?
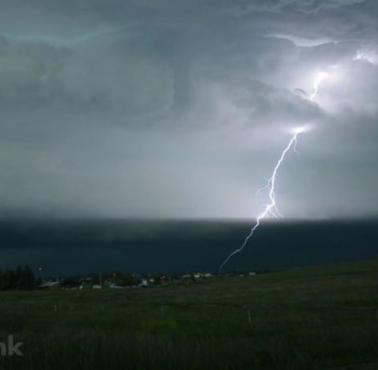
[38,281,60,289]
[109,283,123,289]
[139,279,148,288]
[79,282,92,289]
[92,284,102,289]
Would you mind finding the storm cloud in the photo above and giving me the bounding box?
[0,0,378,219]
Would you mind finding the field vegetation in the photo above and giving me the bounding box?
[1,260,378,369]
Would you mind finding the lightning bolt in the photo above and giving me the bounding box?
[218,129,303,273]
[218,67,331,273]
[310,71,330,101]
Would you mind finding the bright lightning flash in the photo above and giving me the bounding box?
[218,66,335,273]
[310,71,330,101]
[218,127,307,273]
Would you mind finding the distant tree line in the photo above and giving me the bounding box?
[0,265,36,290]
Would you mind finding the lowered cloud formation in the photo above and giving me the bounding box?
[0,0,378,219]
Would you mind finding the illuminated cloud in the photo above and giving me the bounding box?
[354,49,378,65]
[265,34,335,47]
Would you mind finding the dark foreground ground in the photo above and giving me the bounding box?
[1,260,378,370]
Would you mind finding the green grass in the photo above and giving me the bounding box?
[1,259,378,369]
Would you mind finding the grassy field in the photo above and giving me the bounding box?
[1,260,378,370]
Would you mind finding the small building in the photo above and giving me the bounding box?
[109,283,123,289]
[139,279,148,288]
[38,281,60,289]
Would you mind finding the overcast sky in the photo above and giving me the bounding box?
[0,0,377,219]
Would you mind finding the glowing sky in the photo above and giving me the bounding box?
[1,0,378,219]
